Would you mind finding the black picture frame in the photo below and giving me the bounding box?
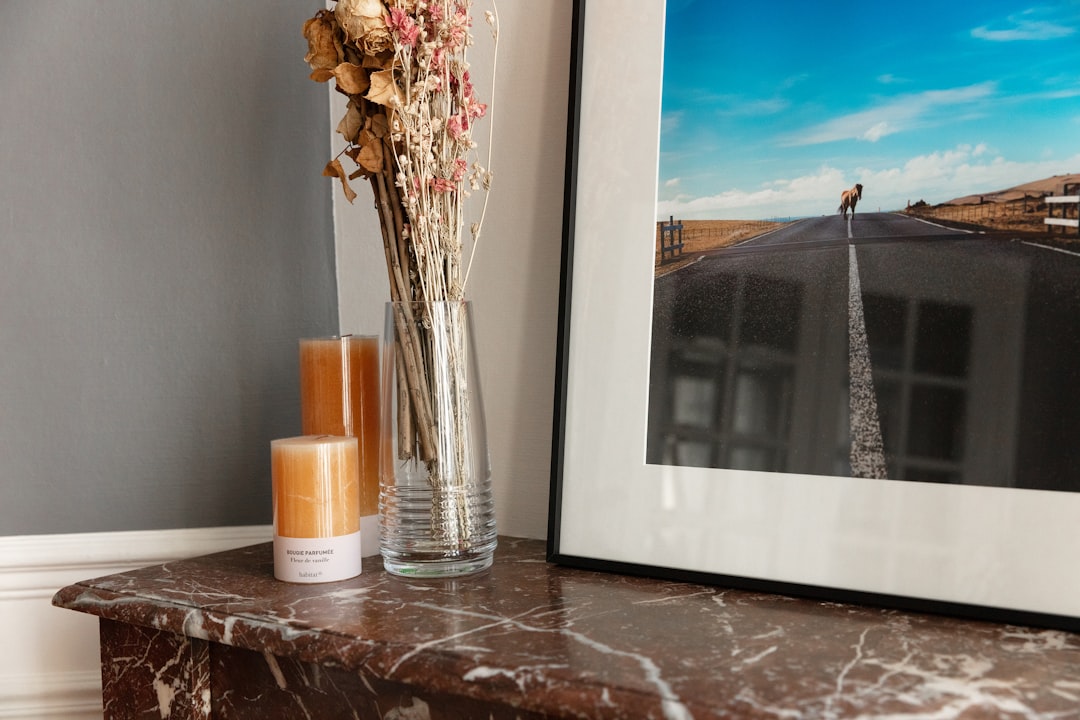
[547,0,1080,631]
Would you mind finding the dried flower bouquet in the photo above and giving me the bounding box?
[302,0,497,545]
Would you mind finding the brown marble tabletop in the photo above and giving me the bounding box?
[54,536,1080,719]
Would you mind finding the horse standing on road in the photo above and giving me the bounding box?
[838,183,864,218]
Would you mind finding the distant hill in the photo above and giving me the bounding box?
[945,174,1080,205]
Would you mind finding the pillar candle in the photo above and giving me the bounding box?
[271,435,362,583]
[299,336,381,517]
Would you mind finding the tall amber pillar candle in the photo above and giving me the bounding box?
[299,336,381,517]
[271,435,362,583]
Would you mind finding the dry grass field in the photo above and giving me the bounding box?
[904,172,1080,237]
[655,219,785,274]
[903,198,1061,234]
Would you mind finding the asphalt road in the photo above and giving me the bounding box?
[733,211,967,247]
[649,212,1080,491]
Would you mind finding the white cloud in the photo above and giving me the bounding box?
[972,9,1075,41]
[780,83,997,147]
[712,96,790,117]
[656,145,1080,221]
[660,110,683,135]
[665,178,681,188]
[861,122,891,142]
[657,166,847,220]
[779,73,811,91]
[1038,87,1080,100]
[858,147,1080,209]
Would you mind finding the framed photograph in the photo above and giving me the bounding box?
[548,0,1080,630]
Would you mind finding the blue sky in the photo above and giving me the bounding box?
[656,0,1080,220]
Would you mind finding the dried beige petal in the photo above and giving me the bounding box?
[356,133,385,174]
[365,69,403,108]
[323,159,358,203]
[362,51,394,71]
[333,62,370,95]
[336,102,364,144]
[369,113,390,139]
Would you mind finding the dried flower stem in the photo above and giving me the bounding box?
[462,5,499,292]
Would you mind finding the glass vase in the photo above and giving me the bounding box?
[379,300,497,577]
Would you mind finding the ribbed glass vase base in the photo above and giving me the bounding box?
[382,551,495,578]
[380,483,498,577]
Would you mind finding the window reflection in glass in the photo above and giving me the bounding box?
[653,272,800,473]
[864,294,972,484]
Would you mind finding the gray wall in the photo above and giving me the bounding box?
[0,2,338,535]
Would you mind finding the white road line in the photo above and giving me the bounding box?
[905,215,976,233]
[1022,241,1080,258]
[846,216,853,239]
[730,219,808,248]
[848,244,888,479]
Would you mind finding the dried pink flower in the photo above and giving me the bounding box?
[452,158,468,182]
[446,113,468,140]
[430,178,456,193]
[387,7,420,48]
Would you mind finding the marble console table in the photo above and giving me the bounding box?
[54,537,1080,719]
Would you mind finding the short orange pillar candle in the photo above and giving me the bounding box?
[271,435,362,583]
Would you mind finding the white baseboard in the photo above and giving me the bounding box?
[0,672,101,720]
[0,525,272,720]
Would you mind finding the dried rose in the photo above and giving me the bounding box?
[336,0,394,55]
[335,0,385,27]
[302,10,341,81]
[359,24,394,55]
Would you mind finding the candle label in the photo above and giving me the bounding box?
[273,531,362,583]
